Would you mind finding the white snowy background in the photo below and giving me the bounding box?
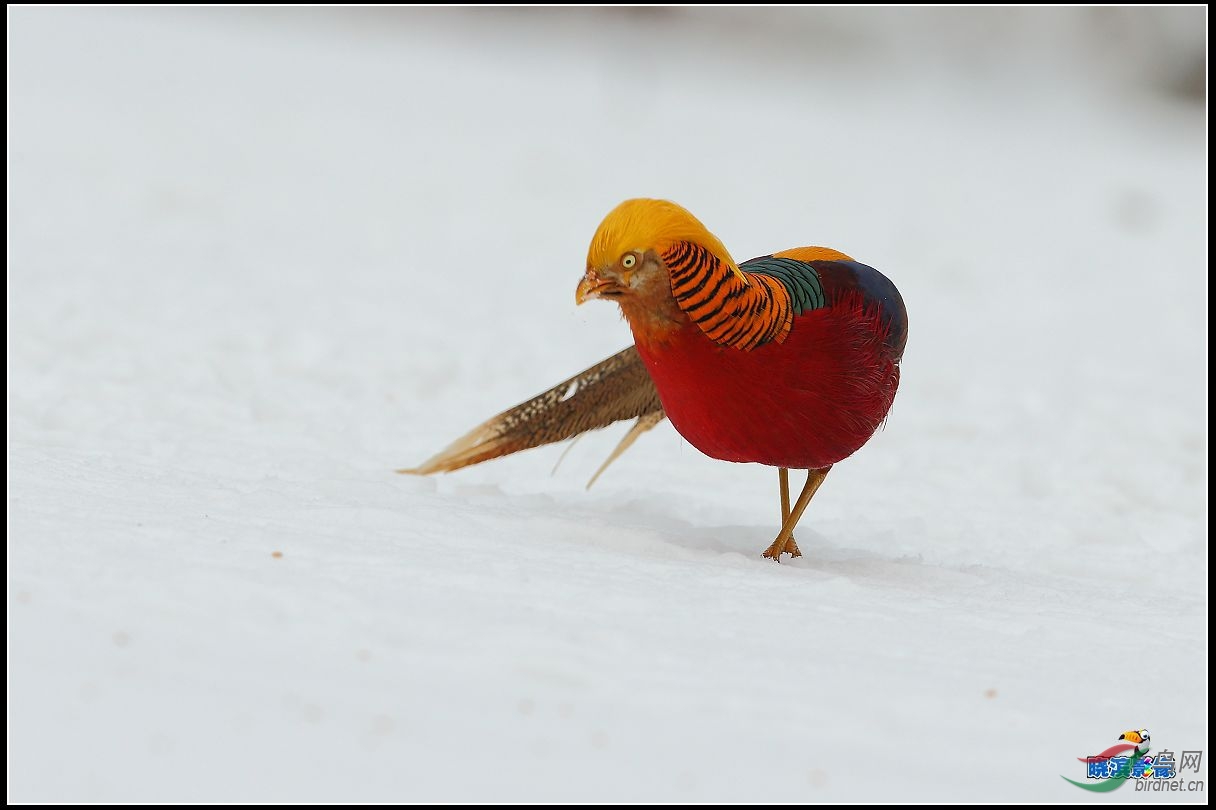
[7,8,1207,802]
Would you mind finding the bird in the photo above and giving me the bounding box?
[403,198,908,560]
[1119,730,1150,746]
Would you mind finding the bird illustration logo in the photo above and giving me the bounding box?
[1061,728,1156,791]
[1119,729,1150,746]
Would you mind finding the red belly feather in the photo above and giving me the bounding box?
[632,290,901,469]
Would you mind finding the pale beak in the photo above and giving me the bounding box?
[575,270,619,305]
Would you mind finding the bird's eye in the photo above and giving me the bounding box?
[621,253,637,269]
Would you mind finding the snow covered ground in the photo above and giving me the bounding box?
[8,8,1207,802]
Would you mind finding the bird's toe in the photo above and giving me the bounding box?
[761,536,799,561]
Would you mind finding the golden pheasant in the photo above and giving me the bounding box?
[404,199,908,559]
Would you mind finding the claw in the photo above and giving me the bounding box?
[762,535,800,560]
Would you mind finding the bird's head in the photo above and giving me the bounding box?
[576,199,743,330]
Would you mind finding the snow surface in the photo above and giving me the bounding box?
[8,8,1208,803]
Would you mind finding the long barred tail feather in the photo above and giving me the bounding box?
[586,410,665,490]
[399,346,664,486]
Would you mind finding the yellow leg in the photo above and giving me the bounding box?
[777,468,802,558]
[763,467,831,560]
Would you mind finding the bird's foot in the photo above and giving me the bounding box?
[762,535,802,561]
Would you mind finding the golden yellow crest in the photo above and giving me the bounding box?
[586,199,744,280]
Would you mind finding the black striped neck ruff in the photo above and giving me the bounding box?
[661,241,800,351]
